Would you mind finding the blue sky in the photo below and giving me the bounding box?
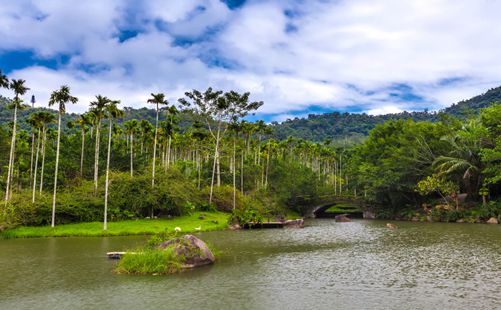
[1,0,500,122]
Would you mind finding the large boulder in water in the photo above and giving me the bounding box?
[335,214,351,222]
[158,235,215,268]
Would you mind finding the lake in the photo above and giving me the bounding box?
[2,219,501,309]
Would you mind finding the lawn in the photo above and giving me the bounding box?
[0,212,229,239]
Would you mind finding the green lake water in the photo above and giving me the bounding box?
[1,219,501,309]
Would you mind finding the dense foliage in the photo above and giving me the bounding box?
[1,67,500,230]
[0,70,339,230]
[346,104,501,219]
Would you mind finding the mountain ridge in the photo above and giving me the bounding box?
[1,85,500,142]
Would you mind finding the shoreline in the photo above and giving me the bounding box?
[0,211,229,239]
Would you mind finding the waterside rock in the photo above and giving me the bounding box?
[158,235,215,268]
[486,217,498,224]
[283,219,305,228]
[335,214,351,222]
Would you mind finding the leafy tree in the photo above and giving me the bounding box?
[416,174,458,207]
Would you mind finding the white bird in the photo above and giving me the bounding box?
[174,227,181,232]
[195,226,201,231]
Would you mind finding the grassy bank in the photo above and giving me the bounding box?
[0,212,229,239]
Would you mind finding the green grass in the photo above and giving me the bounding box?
[0,212,229,239]
[115,247,184,275]
[325,204,361,213]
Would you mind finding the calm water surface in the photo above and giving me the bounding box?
[2,219,501,310]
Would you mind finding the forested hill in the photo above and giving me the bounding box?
[1,85,501,142]
[271,85,501,142]
[443,85,501,116]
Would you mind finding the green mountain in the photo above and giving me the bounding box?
[1,85,501,142]
[443,85,501,116]
[271,85,501,142]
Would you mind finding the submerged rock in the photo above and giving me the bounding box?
[335,214,351,222]
[158,235,215,268]
[486,217,498,224]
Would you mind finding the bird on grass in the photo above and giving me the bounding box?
[174,227,181,232]
[195,226,201,231]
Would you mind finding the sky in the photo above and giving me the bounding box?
[0,0,500,122]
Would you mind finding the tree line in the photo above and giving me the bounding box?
[0,69,346,229]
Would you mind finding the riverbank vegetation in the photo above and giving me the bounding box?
[0,69,338,232]
[347,103,501,222]
[1,68,500,230]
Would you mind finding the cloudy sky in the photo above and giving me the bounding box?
[0,0,500,121]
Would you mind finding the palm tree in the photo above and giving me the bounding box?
[89,95,110,195]
[27,113,43,202]
[0,69,8,90]
[76,112,92,177]
[433,119,486,199]
[103,100,123,231]
[124,119,139,176]
[38,112,55,194]
[5,79,29,202]
[162,105,178,169]
[147,93,168,188]
[48,85,78,227]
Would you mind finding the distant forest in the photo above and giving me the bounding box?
[2,85,501,143]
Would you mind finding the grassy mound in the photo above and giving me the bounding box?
[115,247,184,275]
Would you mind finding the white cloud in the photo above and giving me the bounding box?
[1,0,501,116]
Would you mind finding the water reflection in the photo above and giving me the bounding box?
[1,220,501,309]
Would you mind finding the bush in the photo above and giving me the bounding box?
[110,168,205,217]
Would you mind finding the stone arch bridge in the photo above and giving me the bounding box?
[295,194,373,219]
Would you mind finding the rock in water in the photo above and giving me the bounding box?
[158,235,215,268]
[283,219,305,228]
[335,214,351,222]
[487,217,498,224]
[386,223,396,229]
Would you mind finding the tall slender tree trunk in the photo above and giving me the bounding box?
[265,144,270,189]
[197,149,202,189]
[209,126,221,204]
[51,112,62,227]
[93,120,101,195]
[240,151,244,193]
[30,130,35,187]
[80,128,85,177]
[32,128,41,203]
[39,127,46,193]
[152,104,159,188]
[167,136,172,167]
[130,133,134,176]
[104,118,113,231]
[5,104,18,202]
[233,137,236,210]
